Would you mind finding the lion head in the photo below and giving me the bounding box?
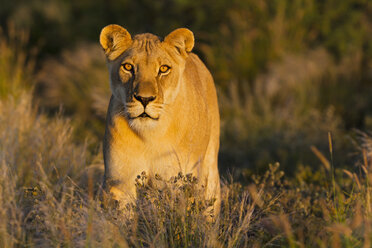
[99,24,194,134]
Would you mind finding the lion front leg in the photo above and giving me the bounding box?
[103,176,138,211]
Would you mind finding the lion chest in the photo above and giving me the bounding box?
[106,128,203,182]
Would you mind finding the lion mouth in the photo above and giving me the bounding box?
[131,112,159,120]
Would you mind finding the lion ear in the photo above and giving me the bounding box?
[100,24,132,61]
[164,28,194,55]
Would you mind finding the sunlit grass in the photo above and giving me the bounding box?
[0,87,372,247]
[0,21,371,248]
[1,88,371,246]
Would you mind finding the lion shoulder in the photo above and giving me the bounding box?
[184,53,215,97]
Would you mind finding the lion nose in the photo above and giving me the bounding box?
[134,94,156,107]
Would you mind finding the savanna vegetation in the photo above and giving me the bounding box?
[0,0,372,247]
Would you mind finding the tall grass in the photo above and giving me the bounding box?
[0,25,34,99]
[36,43,111,143]
[218,47,367,175]
[1,89,372,246]
[1,19,372,248]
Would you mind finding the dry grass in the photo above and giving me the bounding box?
[0,25,34,99]
[0,89,370,247]
[1,25,372,248]
[217,45,368,175]
[0,88,372,247]
[36,43,111,142]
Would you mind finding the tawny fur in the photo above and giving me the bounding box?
[100,24,221,213]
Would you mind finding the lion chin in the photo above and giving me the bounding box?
[128,114,159,132]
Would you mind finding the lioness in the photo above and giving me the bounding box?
[100,24,221,214]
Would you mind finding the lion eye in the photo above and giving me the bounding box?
[122,63,133,72]
[159,65,170,74]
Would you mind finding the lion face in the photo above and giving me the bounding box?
[109,35,185,131]
[100,25,194,133]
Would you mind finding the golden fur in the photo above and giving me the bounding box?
[100,24,221,213]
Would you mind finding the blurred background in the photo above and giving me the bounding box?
[1,0,371,181]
